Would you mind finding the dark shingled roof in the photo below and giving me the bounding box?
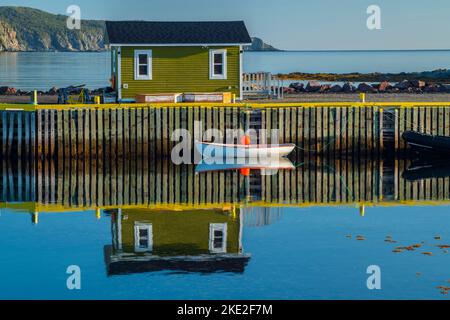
[105,21,252,45]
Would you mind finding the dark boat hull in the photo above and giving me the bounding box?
[402,131,450,155]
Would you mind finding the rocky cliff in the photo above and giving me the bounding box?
[0,6,107,51]
[0,19,20,51]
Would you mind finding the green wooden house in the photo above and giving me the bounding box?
[106,21,252,102]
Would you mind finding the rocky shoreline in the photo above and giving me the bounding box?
[285,80,450,94]
[0,86,114,97]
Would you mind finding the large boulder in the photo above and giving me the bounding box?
[357,83,376,93]
[319,84,331,92]
[395,80,411,90]
[48,87,58,95]
[283,87,296,94]
[289,82,305,92]
[329,84,342,93]
[305,81,321,92]
[378,81,392,92]
[410,80,426,88]
[424,83,446,93]
[437,83,448,92]
[424,84,436,93]
[0,86,17,95]
[342,82,356,93]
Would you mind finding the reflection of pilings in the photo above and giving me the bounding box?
[0,111,35,160]
[242,207,283,227]
[31,157,249,207]
[1,156,450,208]
[1,153,35,203]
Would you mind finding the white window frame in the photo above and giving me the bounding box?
[209,223,228,254]
[134,223,153,253]
[209,49,227,80]
[134,49,152,80]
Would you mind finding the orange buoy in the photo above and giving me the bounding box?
[240,135,251,145]
[240,168,251,176]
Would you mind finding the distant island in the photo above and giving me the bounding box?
[0,6,278,52]
[244,37,280,51]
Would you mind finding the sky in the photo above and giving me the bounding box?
[1,0,450,50]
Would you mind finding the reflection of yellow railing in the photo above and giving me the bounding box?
[3,199,450,215]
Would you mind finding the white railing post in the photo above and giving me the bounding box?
[242,72,283,100]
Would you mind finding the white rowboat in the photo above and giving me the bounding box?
[195,141,295,159]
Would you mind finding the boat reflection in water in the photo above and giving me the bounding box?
[104,206,251,276]
[403,157,450,182]
[195,158,295,176]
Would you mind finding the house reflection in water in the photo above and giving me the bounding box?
[104,206,250,276]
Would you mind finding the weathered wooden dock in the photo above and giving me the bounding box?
[2,102,450,159]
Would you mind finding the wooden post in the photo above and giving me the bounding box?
[32,212,39,225]
[379,107,384,155]
[2,112,7,156]
[32,90,38,105]
[17,112,22,159]
[394,109,399,153]
[360,93,366,103]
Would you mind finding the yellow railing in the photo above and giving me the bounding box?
[4,101,450,111]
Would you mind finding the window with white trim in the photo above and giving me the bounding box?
[134,223,153,253]
[134,50,152,80]
[209,49,227,80]
[209,223,227,253]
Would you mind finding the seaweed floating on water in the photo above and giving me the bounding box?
[422,252,433,256]
[396,246,416,251]
[437,286,450,295]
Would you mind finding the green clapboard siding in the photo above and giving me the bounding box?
[119,46,240,99]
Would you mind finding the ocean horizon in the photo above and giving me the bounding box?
[1,50,450,90]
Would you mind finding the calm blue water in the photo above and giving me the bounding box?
[1,205,450,300]
[1,50,450,90]
[245,50,450,74]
